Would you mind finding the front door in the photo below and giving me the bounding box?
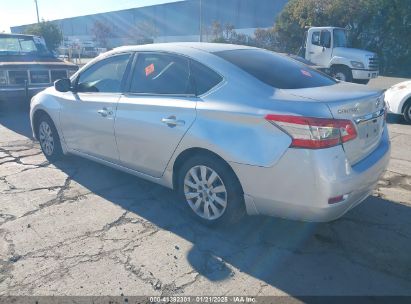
[59,53,132,163]
[115,52,197,177]
[307,29,333,67]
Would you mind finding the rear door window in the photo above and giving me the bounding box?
[213,49,337,89]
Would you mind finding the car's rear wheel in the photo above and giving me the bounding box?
[177,154,245,226]
[331,66,353,82]
[404,101,411,124]
[37,114,63,161]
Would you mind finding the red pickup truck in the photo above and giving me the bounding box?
[0,33,78,105]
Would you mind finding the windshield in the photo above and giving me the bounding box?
[333,29,348,48]
[0,36,51,56]
[214,49,337,89]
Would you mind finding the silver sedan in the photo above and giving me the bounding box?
[30,43,390,225]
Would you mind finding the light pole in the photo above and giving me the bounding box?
[199,0,203,42]
[34,0,40,23]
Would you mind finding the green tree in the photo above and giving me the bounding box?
[254,28,278,50]
[223,23,235,40]
[273,0,411,74]
[210,22,251,45]
[211,21,223,41]
[274,0,365,52]
[358,0,411,75]
[91,21,113,48]
[23,20,62,51]
[128,21,158,45]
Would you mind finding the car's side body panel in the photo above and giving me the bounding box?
[59,92,121,163]
[115,94,198,177]
[69,148,170,186]
[30,88,65,147]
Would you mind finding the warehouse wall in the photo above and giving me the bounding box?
[11,0,288,47]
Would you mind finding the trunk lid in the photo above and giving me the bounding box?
[285,82,385,164]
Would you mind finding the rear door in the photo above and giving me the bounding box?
[115,52,197,177]
[59,53,132,163]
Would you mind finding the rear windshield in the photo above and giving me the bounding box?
[213,49,337,89]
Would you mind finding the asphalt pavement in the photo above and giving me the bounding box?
[0,77,410,297]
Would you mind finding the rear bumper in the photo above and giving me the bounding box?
[352,69,379,80]
[0,86,49,102]
[231,127,390,222]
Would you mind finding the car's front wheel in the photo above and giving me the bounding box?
[37,114,63,161]
[177,154,245,226]
[331,66,353,82]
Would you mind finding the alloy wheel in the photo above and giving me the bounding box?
[183,165,228,221]
[39,121,54,156]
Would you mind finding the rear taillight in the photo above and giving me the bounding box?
[328,194,350,205]
[265,115,357,149]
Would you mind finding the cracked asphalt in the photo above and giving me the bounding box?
[0,105,410,297]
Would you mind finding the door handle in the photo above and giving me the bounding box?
[309,51,315,54]
[161,116,185,127]
[97,108,113,118]
[97,109,108,117]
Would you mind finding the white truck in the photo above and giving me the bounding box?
[297,27,379,84]
[81,41,98,58]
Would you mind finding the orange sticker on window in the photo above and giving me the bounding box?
[301,69,312,77]
[145,63,155,76]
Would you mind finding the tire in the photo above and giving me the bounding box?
[177,154,245,226]
[36,114,63,162]
[403,101,411,124]
[354,79,370,85]
[331,66,353,82]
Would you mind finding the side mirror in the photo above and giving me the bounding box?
[54,78,72,92]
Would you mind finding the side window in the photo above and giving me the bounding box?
[312,32,321,46]
[20,39,37,52]
[320,30,331,48]
[77,54,131,93]
[191,60,223,95]
[130,53,191,95]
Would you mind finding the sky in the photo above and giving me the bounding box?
[0,0,182,32]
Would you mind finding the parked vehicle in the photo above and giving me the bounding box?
[96,48,108,56]
[385,80,411,123]
[30,43,390,225]
[297,27,379,84]
[81,41,98,58]
[0,33,78,103]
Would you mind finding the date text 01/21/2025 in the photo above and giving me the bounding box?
[149,296,257,303]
